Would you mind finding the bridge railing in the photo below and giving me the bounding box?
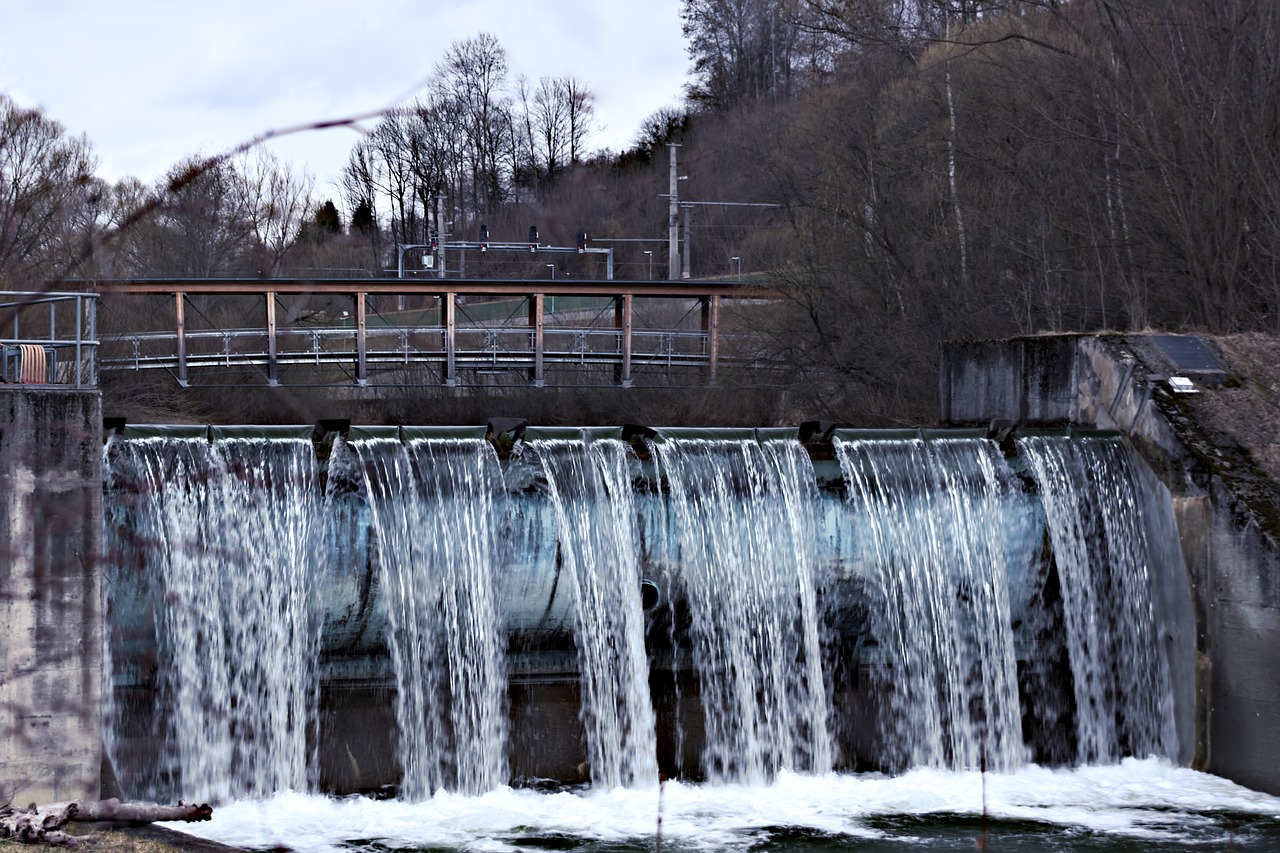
[100,325,731,375]
[90,278,778,388]
[1,291,99,389]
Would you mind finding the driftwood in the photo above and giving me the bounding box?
[0,798,212,847]
[67,798,213,824]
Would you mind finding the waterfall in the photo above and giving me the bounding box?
[649,438,832,783]
[342,437,509,798]
[835,437,1027,772]
[1017,434,1178,763]
[101,425,1190,797]
[527,439,659,789]
[103,435,321,802]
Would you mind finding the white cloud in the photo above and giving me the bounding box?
[0,0,688,188]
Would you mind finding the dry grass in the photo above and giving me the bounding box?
[1188,334,1280,485]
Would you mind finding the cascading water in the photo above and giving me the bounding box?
[648,438,832,783]
[102,424,1193,812]
[834,437,1028,772]
[103,434,321,802]
[1017,434,1179,763]
[524,438,658,789]
[340,436,509,798]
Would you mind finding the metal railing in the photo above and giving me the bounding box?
[100,325,736,377]
[88,278,780,388]
[1,291,99,389]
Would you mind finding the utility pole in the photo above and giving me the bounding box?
[668,143,680,281]
[682,205,692,280]
[436,195,447,280]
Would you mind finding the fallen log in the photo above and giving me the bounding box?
[0,802,88,847]
[69,798,213,824]
[0,798,213,846]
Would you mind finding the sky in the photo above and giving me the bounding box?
[0,0,690,196]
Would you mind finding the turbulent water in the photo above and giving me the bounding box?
[525,439,659,789]
[167,759,1280,852]
[1017,435,1179,763]
[103,435,322,802]
[835,437,1027,772]
[341,436,509,798]
[649,438,832,783]
[106,427,1200,833]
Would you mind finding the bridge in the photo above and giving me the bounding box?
[91,277,779,388]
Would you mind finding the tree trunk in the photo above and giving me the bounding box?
[0,799,213,847]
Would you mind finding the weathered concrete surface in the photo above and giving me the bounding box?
[938,336,1081,425]
[0,388,102,805]
[941,334,1280,794]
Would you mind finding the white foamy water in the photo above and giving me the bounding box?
[165,759,1280,852]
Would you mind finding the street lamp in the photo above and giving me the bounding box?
[731,256,742,281]
[644,250,653,281]
[547,264,555,280]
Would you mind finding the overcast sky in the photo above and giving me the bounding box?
[0,0,690,197]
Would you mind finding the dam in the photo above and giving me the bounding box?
[8,329,1280,847]
[100,422,1195,802]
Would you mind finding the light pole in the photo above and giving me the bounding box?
[731,256,742,281]
[547,264,555,280]
[644,250,653,281]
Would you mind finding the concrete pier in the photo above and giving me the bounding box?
[0,388,102,805]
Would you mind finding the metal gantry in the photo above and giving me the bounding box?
[93,278,772,388]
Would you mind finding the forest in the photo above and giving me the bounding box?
[2,0,1277,425]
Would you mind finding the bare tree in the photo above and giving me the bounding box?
[563,77,597,165]
[435,33,514,216]
[235,148,315,275]
[0,94,97,285]
[142,156,256,277]
[682,0,809,108]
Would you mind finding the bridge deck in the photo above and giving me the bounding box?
[89,278,778,388]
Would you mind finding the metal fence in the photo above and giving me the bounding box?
[1,291,99,389]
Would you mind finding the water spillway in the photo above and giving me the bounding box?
[101,425,1194,802]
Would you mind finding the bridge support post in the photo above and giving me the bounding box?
[443,292,457,387]
[701,295,720,385]
[355,292,367,386]
[266,292,279,386]
[529,293,545,387]
[174,291,188,387]
[615,293,633,388]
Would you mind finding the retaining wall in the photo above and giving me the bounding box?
[0,388,102,805]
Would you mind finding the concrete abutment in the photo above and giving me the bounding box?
[941,333,1280,794]
[0,388,103,805]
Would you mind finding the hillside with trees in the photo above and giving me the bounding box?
[3,0,1277,426]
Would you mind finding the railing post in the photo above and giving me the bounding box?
[74,294,84,388]
[175,291,188,387]
[529,293,545,387]
[443,291,457,386]
[615,293,633,388]
[89,296,97,387]
[702,294,720,385]
[356,291,367,386]
[266,291,279,386]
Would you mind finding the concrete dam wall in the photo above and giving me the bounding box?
[4,331,1273,808]
[100,422,1195,802]
[941,333,1280,794]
